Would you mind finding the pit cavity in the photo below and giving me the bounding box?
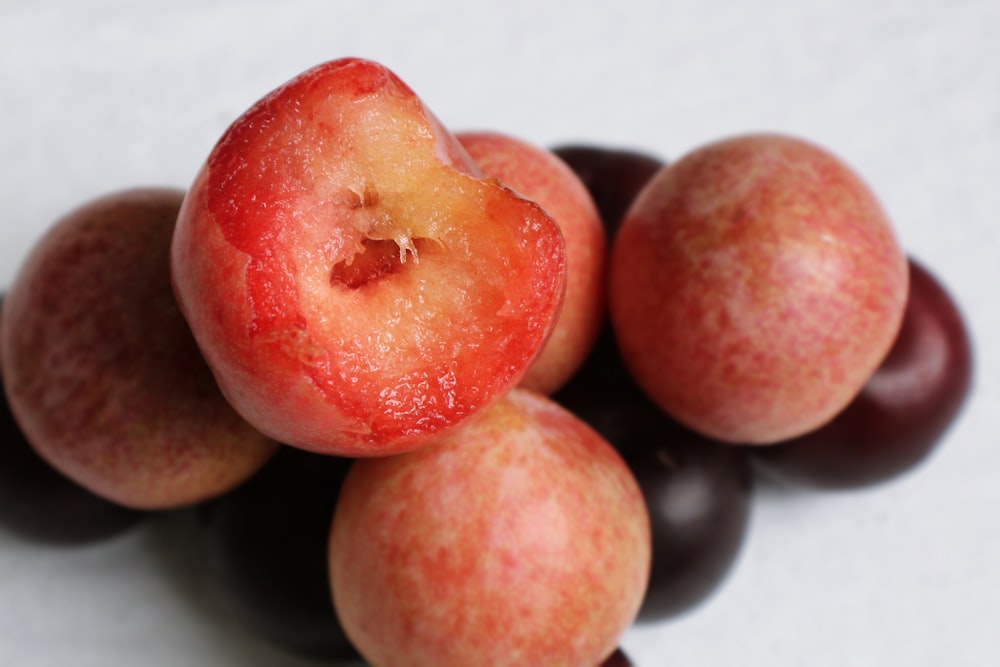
[330,237,428,289]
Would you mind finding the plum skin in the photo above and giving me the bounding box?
[551,144,665,238]
[609,133,909,445]
[0,189,278,509]
[328,389,651,667]
[0,294,146,544]
[755,257,973,488]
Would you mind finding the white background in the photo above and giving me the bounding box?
[2,1,999,665]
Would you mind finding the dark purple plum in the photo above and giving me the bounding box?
[601,648,635,666]
[555,324,753,622]
[0,294,146,544]
[199,445,358,661]
[755,257,973,488]
[624,410,752,621]
[552,144,665,237]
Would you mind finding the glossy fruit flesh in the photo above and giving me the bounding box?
[172,58,566,456]
[755,257,973,488]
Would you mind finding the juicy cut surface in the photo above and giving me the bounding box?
[172,58,566,455]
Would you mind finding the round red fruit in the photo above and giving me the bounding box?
[328,389,651,667]
[609,133,909,444]
[171,58,567,457]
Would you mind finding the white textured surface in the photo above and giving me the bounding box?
[2,1,999,665]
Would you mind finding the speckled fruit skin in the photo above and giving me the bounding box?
[0,189,278,510]
[171,58,566,458]
[610,133,909,444]
[328,389,651,667]
[458,131,606,395]
[0,296,146,544]
[755,257,973,488]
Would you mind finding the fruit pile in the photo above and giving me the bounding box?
[0,57,973,667]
